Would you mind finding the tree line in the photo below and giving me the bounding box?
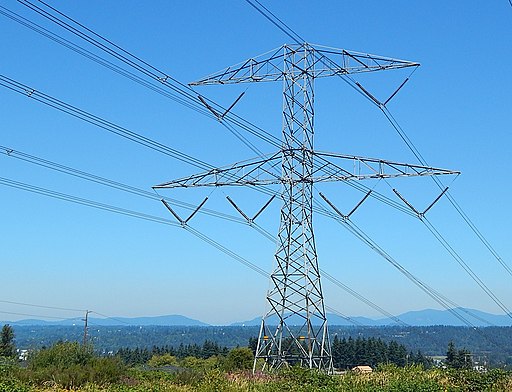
[332,336,433,369]
[116,339,229,365]
[2,324,475,372]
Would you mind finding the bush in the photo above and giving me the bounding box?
[180,355,221,372]
[0,379,29,392]
[223,347,254,372]
[197,369,229,392]
[0,357,29,392]
[446,368,511,392]
[19,342,126,388]
[148,353,179,368]
[281,366,337,389]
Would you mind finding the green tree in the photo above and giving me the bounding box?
[223,347,254,371]
[248,337,258,355]
[446,341,472,369]
[446,341,457,366]
[0,325,15,358]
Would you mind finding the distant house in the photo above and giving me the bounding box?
[17,349,29,361]
[352,365,372,373]
[430,355,447,368]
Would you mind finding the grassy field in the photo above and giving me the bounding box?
[2,342,512,391]
[2,365,512,392]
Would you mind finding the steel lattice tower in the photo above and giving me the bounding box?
[259,44,330,371]
[154,43,457,372]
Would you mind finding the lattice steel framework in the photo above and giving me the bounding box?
[154,43,458,373]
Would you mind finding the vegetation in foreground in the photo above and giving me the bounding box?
[0,343,511,391]
[2,325,512,391]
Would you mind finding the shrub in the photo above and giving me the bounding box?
[223,347,254,372]
[20,342,126,388]
[0,379,29,392]
[197,369,229,392]
[148,353,179,368]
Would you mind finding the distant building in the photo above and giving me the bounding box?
[351,365,372,373]
[17,349,29,361]
[430,355,447,368]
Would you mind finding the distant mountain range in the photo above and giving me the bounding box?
[3,314,208,327]
[3,308,511,327]
[232,308,512,327]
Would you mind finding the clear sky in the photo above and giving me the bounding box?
[1,0,511,325]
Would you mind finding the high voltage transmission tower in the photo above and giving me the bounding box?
[154,43,458,373]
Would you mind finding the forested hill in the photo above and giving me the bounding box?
[8,325,512,366]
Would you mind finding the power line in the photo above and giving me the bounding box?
[1,143,409,327]
[343,219,491,327]
[0,5,215,120]
[243,0,511,323]
[8,0,286,188]
[2,144,410,327]
[0,310,82,321]
[88,311,133,326]
[422,217,512,318]
[0,144,247,225]
[0,300,85,313]
[321,271,408,327]
[325,305,364,327]
[0,75,213,171]
[312,193,495,328]
[244,0,304,44]
[0,74,285,203]
[0,176,181,227]
[0,165,497,331]
[3,4,417,220]
[9,3,508,344]
[10,1,282,151]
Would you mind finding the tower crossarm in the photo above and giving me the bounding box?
[189,43,419,86]
[311,151,460,183]
[153,152,282,189]
[153,149,459,189]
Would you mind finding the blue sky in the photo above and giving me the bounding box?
[1,1,511,325]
